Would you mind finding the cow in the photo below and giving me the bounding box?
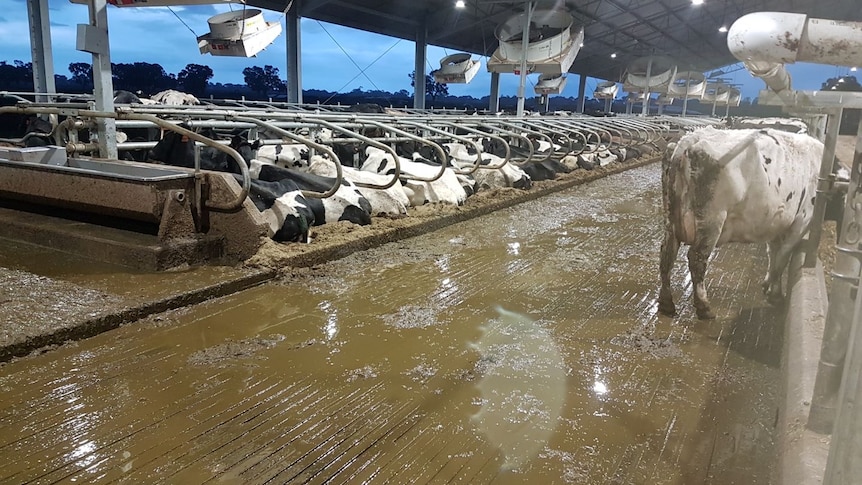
[303,155,410,216]
[444,142,532,190]
[254,164,372,228]
[658,126,822,319]
[241,176,315,243]
[361,146,468,206]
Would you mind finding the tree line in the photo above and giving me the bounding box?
[2,59,859,116]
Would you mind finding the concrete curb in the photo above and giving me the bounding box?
[778,254,831,484]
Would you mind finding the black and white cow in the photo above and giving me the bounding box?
[444,142,532,190]
[361,146,468,206]
[254,164,372,228]
[658,126,822,319]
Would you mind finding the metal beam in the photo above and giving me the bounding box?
[26,0,55,103]
[414,20,427,110]
[286,0,302,104]
[79,0,117,159]
[489,71,500,112]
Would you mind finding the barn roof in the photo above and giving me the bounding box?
[247,0,860,82]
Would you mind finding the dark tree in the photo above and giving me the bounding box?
[0,61,32,90]
[409,71,448,102]
[68,62,93,89]
[177,63,213,96]
[822,75,862,92]
[242,65,283,96]
[111,62,175,96]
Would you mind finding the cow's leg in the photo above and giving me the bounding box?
[658,227,680,316]
[762,218,808,304]
[688,223,722,320]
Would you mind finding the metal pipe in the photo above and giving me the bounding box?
[809,113,861,433]
[728,12,862,93]
[516,1,534,117]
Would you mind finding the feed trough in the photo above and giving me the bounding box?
[534,73,567,95]
[197,9,282,57]
[432,53,481,84]
[487,9,583,75]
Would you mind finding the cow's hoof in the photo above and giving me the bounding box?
[696,307,716,320]
[766,292,785,306]
[657,300,677,317]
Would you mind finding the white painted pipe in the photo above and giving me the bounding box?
[728,12,862,92]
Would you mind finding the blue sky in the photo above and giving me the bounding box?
[1,0,857,102]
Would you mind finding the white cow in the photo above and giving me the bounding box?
[361,146,468,206]
[444,143,532,190]
[305,155,410,216]
[658,126,822,319]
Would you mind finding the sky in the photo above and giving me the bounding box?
[0,0,858,103]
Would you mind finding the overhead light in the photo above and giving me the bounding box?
[718,25,728,32]
[610,53,617,58]
[455,0,465,7]
[579,42,584,47]
[691,0,704,5]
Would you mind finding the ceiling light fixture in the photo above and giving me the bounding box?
[610,53,617,58]
[718,25,728,32]
[455,0,465,8]
[691,0,704,5]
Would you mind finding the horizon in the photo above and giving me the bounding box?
[1,0,857,103]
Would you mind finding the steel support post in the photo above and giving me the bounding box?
[414,20,427,110]
[809,112,859,433]
[577,75,587,113]
[27,0,56,103]
[286,0,302,104]
[489,72,500,112]
[641,57,652,116]
[515,1,534,117]
[824,127,862,479]
[83,0,117,159]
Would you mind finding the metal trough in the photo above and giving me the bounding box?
[0,153,195,225]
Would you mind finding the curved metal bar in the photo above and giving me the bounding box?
[0,105,250,212]
[352,118,452,182]
[430,121,508,171]
[226,114,344,198]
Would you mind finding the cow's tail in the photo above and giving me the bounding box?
[665,146,697,245]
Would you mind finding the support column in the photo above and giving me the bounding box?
[515,1,534,116]
[488,71,500,112]
[27,0,56,103]
[286,0,302,104]
[641,57,653,116]
[77,0,116,159]
[823,118,862,482]
[577,74,587,113]
[541,94,549,113]
[414,20,427,110]
[808,109,852,434]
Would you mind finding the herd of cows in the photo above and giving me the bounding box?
[0,90,842,318]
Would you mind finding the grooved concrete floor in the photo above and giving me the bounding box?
[0,165,782,484]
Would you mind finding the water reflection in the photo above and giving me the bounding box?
[470,306,566,471]
[319,300,339,341]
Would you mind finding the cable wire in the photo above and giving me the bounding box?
[167,6,198,37]
[317,20,382,92]
[322,38,402,105]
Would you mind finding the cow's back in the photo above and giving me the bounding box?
[666,127,822,246]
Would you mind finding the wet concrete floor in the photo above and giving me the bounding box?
[0,164,781,484]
